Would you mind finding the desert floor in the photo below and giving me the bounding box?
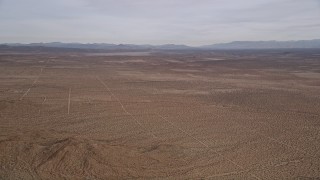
[0,49,320,179]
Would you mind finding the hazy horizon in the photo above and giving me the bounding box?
[3,38,320,47]
[1,0,320,46]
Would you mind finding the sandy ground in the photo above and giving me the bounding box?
[0,49,320,179]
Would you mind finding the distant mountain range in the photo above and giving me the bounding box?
[3,42,193,50]
[201,39,320,49]
[2,39,320,50]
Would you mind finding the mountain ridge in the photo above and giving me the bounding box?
[2,39,320,50]
[201,39,320,49]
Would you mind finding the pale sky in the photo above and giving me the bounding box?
[0,0,319,45]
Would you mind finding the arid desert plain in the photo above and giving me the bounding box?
[0,49,320,179]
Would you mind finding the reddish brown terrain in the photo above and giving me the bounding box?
[0,49,320,179]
